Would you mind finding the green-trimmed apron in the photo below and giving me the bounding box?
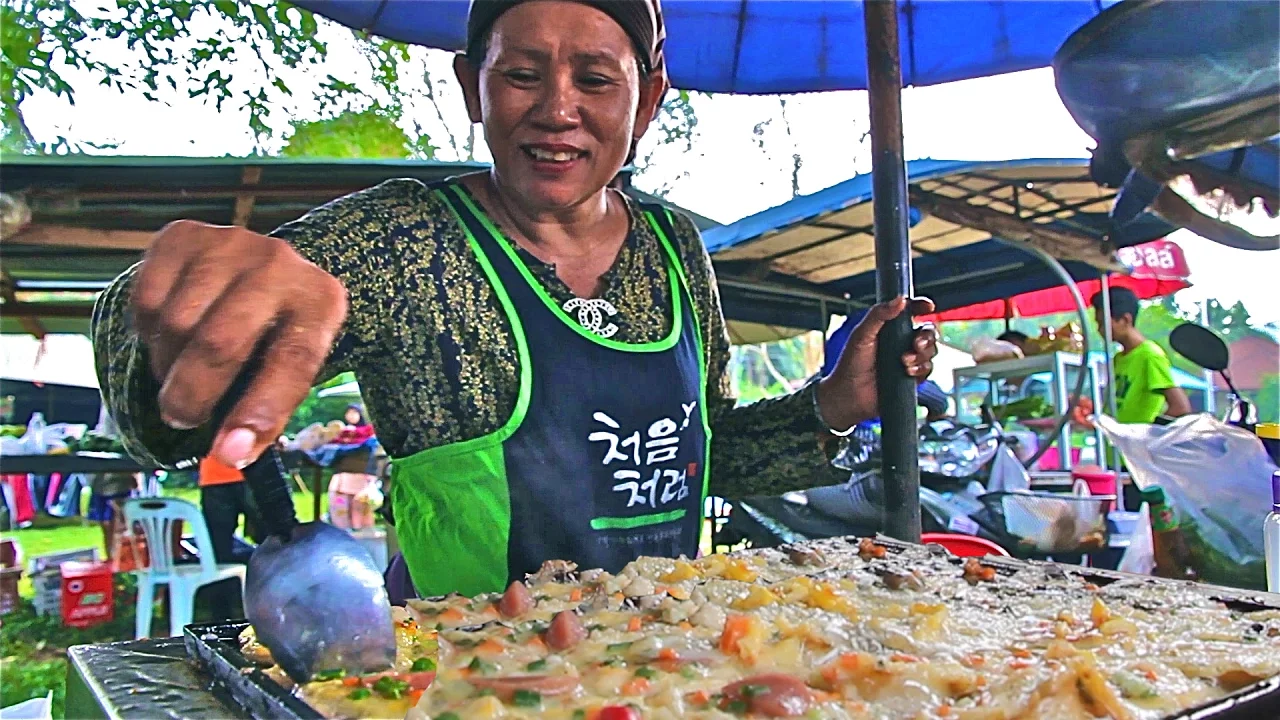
[387,186,710,598]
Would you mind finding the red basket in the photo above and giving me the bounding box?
[920,533,1010,558]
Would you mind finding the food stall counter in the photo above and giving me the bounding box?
[66,637,246,720]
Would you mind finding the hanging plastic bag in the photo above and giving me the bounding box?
[987,443,1031,493]
[1096,413,1279,589]
[1117,502,1156,576]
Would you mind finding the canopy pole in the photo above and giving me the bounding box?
[1100,276,1122,476]
[863,0,920,543]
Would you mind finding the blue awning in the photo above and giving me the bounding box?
[708,158,1175,332]
[292,0,1120,94]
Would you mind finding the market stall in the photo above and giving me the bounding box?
[54,0,1280,718]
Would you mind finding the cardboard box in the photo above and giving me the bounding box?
[60,561,114,629]
[0,539,21,615]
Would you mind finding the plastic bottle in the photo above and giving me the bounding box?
[1140,486,1198,581]
[1265,471,1280,593]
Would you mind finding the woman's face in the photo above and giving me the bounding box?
[345,408,361,425]
[455,0,665,211]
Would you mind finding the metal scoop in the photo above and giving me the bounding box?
[240,448,396,683]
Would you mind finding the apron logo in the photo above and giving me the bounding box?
[589,406,698,511]
[563,298,619,338]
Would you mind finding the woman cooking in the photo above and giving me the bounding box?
[92,0,938,600]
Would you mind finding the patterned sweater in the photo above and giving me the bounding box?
[91,178,843,500]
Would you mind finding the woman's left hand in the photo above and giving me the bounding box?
[816,296,940,432]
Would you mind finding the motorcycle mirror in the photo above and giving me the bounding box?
[1169,322,1229,372]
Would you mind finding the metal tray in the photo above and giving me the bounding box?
[184,621,324,720]
[184,537,1280,720]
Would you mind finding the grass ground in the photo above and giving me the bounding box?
[0,488,331,718]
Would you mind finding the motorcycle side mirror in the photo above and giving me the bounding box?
[1169,322,1230,372]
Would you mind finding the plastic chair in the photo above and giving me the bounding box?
[122,497,246,639]
[920,532,1011,558]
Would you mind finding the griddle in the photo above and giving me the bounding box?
[184,536,1280,720]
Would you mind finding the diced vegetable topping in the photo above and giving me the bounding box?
[371,675,411,699]
[411,657,437,672]
[347,688,372,700]
[510,689,542,707]
[312,669,346,681]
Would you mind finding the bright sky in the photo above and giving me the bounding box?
[19,28,1280,326]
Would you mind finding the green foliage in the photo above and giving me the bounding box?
[632,89,706,197]
[1,0,333,148]
[281,104,413,159]
[1251,373,1279,424]
[285,371,362,434]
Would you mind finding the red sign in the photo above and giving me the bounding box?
[61,561,114,629]
[1115,238,1191,280]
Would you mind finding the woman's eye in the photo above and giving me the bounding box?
[505,70,539,84]
[578,75,614,89]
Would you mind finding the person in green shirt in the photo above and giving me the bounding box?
[1092,287,1192,424]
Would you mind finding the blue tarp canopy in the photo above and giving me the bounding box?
[708,158,1175,334]
[292,0,1119,94]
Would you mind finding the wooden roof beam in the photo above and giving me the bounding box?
[232,165,263,226]
[3,224,154,250]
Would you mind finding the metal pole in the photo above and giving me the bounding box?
[1201,301,1215,414]
[1100,276,1122,473]
[863,0,920,542]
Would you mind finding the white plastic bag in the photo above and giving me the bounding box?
[987,443,1031,493]
[971,337,1023,364]
[1117,502,1156,576]
[1097,413,1279,587]
[0,693,53,720]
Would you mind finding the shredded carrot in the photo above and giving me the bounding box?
[937,704,952,717]
[890,653,921,663]
[439,608,466,623]
[657,648,679,661]
[677,621,693,631]
[838,653,864,671]
[341,676,362,688]
[719,614,753,654]
[620,676,651,696]
[1142,668,1159,682]
[820,665,841,685]
[569,588,583,602]
[1011,647,1032,659]
[408,689,424,704]
[526,634,547,649]
[963,654,986,668]
[476,639,505,656]
[688,690,711,706]
[1009,660,1033,670]
[627,616,644,633]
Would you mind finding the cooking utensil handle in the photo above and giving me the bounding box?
[242,447,300,540]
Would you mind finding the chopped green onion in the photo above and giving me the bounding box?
[468,657,496,674]
[410,658,436,672]
[526,659,548,672]
[511,689,542,707]
[607,641,634,653]
[347,688,372,700]
[741,683,770,698]
[634,666,657,679]
[371,675,411,699]
[434,714,461,720]
[312,669,346,681]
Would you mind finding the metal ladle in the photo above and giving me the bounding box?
[239,447,397,683]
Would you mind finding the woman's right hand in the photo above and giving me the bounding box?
[131,220,348,468]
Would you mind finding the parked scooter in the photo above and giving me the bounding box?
[1169,321,1256,431]
[718,418,1020,550]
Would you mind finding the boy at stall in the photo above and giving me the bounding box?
[1091,287,1191,425]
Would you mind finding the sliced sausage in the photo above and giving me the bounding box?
[467,674,580,701]
[498,581,535,618]
[721,673,814,717]
[545,610,587,651]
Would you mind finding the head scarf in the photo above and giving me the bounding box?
[466,0,666,76]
